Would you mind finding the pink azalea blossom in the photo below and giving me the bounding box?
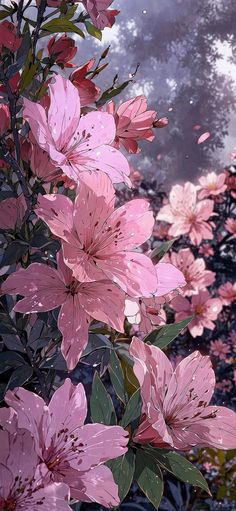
[218,282,236,306]
[156,182,215,245]
[0,194,27,230]
[82,0,119,29]
[198,171,227,199]
[225,218,236,236]
[36,172,157,297]
[105,97,156,153]
[210,339,231,360]
[0,426,71,511]
[171,290,222,337]
[5,378,129,507]
[1,250,125,369]
[130,337,236,450]
[199,243,214,257]
[124,261,186,333]
[167,248,215,296]
[70,59,101,106]
[23,74,130,185]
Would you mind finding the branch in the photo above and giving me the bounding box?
[32,0,48,59]
[17,0,25,35]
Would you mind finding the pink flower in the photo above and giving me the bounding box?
[157,182,215,245]
[106,97,156,153]
[70,59,101,107]
[0,194,27,230]
[199,243,214,257]
[1,250,125,369]
[225,218,236,236]
[124,261,186,333]
[171,290,222,337]
[210,339,231,360]
[167,248,215,296]
[23,74,130,185]
[218,282,236,306]
[47,34,77,67]
[0,426,71,511]
[82,0,120,29]
[130,337,236,450]
[198,172,227,199]
[36,172,157,297]
[0,104,10,136]
[5,378,128,507]
[224,170,236,199]
[0,21,22,52]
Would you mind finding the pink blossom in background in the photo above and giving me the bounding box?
[0,20,22,52]
[0,194,27,230]
[166,248,215,296]
[105,96,156,153]
[1,250,125,369]
[224,170,236,199]
[124,261,186,333]
[210,339,231,360]
[198,171,227,199]
[70,59,101,106]
[36,172,157,297]
[197,131,211,144]
[130,337,236,450]
[171,290,222,337]
[82,0,120,29]
[156,182,215,245]
[199,243,214,257]
[23,74,130,185]
[218,282,236,306]
[225,218,236,236]
[5,378,128,507]
[0,427,71,511]
[0,104,10,135]
[47,34,77,67]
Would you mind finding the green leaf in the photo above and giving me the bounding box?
[85,21,102,40]
[107,449,135,501]
[121,389,142,428]
[147,448,211,495]
[90,372,116,425]
[0,9,13,20]
[96,80,132,106]
[20,48,39,93]
[135,448,163,510]
[150,238,178,263]
[41,19,85,38]
[108,350,127,404]
[144,317,193,349]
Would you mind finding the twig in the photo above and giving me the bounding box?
[32,0,48,59]
[17,0,25,35]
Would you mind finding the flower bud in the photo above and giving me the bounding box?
[47,34,77,68]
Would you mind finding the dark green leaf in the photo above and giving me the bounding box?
[85,21,102,40]
[20,49,39,93]
[0,241,28,267]
[107,449,135,501]
[96,80,132,106]
[135,448,163,510]
[108,350,127,404]
[144,317,193,349]
[90,372,116,425]
[121,388,142,428]
[0,352,25,374]
[0,312,17,335]
[41,19,85,38]
[147,448,211,495]
[0,9,14,20]
[150,238,178,263]
[6,365,33,392]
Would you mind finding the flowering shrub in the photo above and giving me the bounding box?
[0,2,235,511]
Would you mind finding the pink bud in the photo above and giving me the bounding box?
[47,34,77,68]
[0,104,10,136]
[153,117,169,128]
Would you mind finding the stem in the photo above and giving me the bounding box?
[17,0,25,35]
[32,0,47,59]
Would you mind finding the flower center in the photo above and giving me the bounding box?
[1,498,17,511]
[195,304,205,315]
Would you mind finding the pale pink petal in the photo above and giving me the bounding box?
[79,280,125,332]
[23,97,53,151]
[48,74,81,151]
[67,465,119,507]
[76,111,116,149]
[36,193,74,242]
[62,243,105,282]
[95,252,157,297]
[171,295,191,312]
[155,262,186,296]
[73,145,131,185]
[197,132,210,144]
[59,295,90,370]
[1,264,66,313]
[156,204,175,223]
